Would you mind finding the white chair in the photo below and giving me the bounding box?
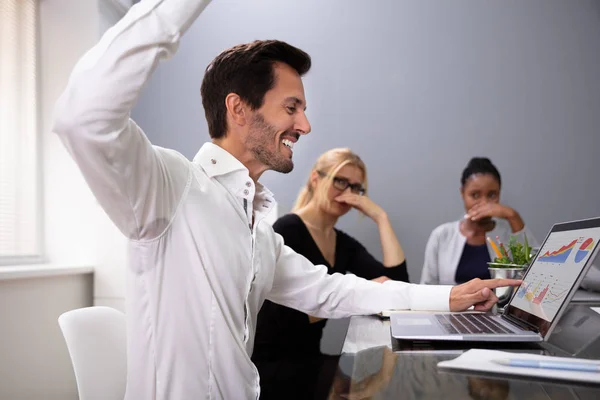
[58,306,127,400]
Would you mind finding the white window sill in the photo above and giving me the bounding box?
[0,265,94,281]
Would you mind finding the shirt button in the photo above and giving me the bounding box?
[246,181,252,187]
[243,189,249,195]
[211,159,217,164]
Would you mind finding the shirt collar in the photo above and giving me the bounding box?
[194,142,248,178]
[193,142,275,200]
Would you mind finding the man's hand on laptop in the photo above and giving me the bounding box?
[449,278,522,312]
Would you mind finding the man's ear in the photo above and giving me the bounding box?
[225,93,247,127]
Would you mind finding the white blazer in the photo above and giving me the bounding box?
[420,218,538,285]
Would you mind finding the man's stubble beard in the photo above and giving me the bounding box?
[246,113,294,174]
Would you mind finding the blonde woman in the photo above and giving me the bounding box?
[252,148,409,400]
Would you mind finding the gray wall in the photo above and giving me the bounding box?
[133,0,600,283]
[0,273,93,400]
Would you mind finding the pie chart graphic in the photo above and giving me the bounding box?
[575,238,594,263]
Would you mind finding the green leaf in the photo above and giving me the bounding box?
[524,234,530,263]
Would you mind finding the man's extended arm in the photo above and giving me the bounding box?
[269,233,520,316]
[53,0,211,240]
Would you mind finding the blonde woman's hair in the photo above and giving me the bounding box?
[292,148,368,212]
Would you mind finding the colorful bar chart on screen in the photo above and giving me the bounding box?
[538,239,577,263]
[533,285,549,304]
[511,227,600,322]
[575,238,594,263]
[513,271,571,319]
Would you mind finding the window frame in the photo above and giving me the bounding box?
[0,0,44,266]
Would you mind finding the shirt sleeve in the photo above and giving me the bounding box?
[268,233,452,317]
[342,233,409,282]
[52,0,212,240]
[420,228,441,284]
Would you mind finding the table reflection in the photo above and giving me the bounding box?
[327,311,600,400]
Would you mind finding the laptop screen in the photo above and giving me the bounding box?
[505,217,600,337]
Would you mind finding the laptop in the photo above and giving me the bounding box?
[391,217,600,342]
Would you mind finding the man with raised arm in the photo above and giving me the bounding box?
[53,1,520,398]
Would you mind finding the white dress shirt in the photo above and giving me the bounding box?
[420,218,538,285]
[53,0,452,398]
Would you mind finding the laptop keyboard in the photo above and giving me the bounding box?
[435,314,513,335]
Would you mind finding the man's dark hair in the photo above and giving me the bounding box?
[200,40,311,139]
[461,157,502,187]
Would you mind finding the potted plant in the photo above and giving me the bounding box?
[488,234,533,270]
[487,235,532,307]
